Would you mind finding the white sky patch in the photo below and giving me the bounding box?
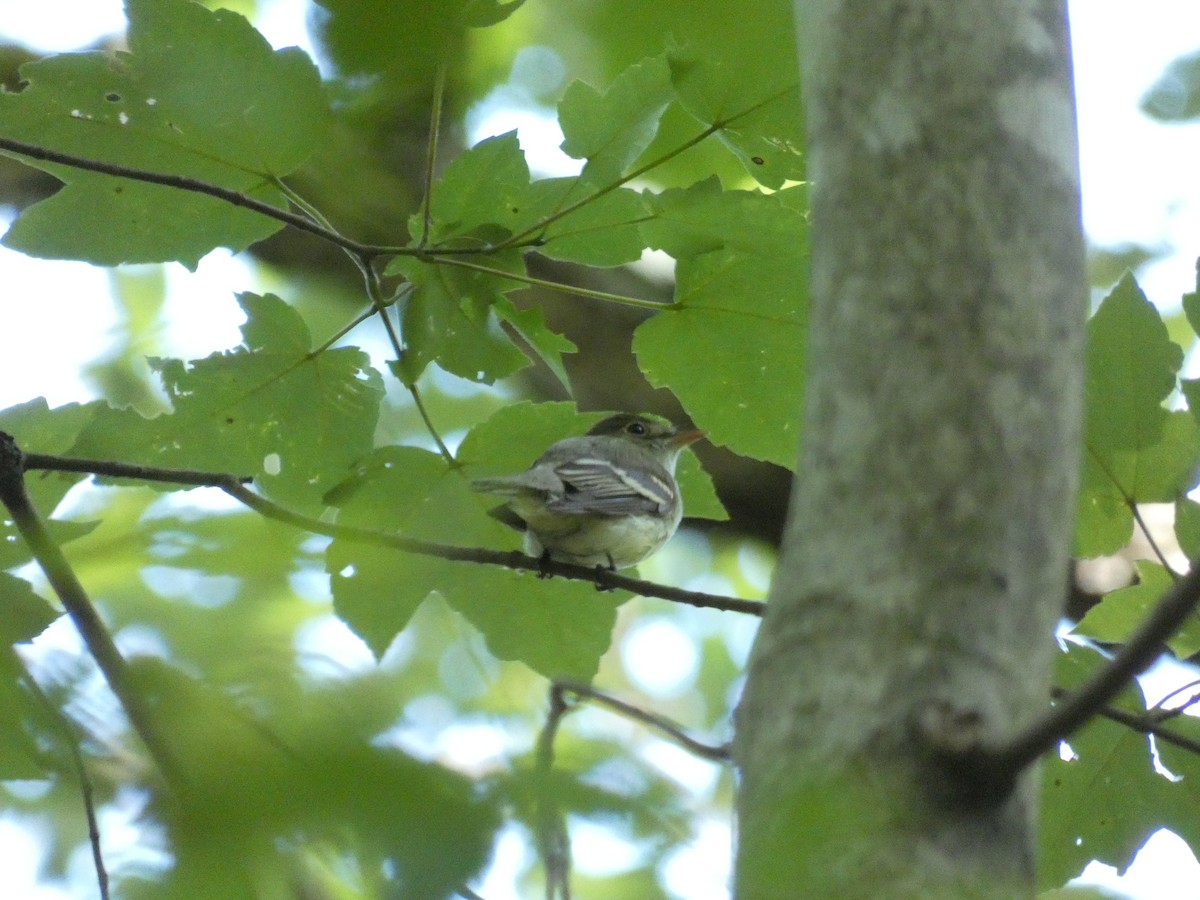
[467,88,583,178]
[1069,0,1200,303]
[1075,829,1200,899]
[660,816,733,900]
[568,817,644,876]
[0,0,123,52]
[641,738,723,795]
[0,230,117,409]
[621,616,699,698]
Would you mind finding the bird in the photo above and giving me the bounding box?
[470,413,705,569]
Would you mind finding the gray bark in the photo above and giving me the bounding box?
[734,2,1086,896]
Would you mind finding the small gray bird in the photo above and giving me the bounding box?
[470,413,705,569]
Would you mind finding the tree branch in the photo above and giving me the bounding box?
[953,559,1200,785]
[20,448,765,616]
[535,684,572,900]
[20,658,110,900]
[531,679,731,899]
[0,135,399,260]
[1049,687,1200,757]
[552,678,730,762]
[0,435,181,784]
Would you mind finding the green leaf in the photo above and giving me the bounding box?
[456,401,597,477]
[522,179,650,267]
[1175,497,1200,560]
[70,293,383,508]
[1077,410,1200,557]
[424,131,531,243]
[492,296,577,392]
[1039,643,1173,889]
[389,251,531,385]
[665,44,804,188]
[0,400,102,565]
[1072,561,1200,656]
[0,572,59,645]
[0,398,97,523]
[559,55,673,187]
[0,574,61,779]
[0,0,326,268]
[1086,273,1181,452]
[1076,274,1196,556]
[312,0,492,77]
[129,657,498,898]
[325,440,624,679]
[462,0,529,28]
[634,180,807,467]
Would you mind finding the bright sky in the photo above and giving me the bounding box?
[2,2,1200,899]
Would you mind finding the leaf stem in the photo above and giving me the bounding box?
[552,678,730,762]
[418,64,448,249]
[428,255,674,311]
[1129,501,1178,578]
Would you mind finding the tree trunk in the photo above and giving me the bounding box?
[734,2,1086,896]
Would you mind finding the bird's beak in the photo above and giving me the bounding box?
[670,428,706,448]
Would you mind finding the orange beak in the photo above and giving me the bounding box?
[670,428,706,449]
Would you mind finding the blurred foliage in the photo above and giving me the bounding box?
[1141,48,1200,122]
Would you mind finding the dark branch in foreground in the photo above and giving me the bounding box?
[930,558,1200,790]
[0,436,182,784]
[21,450,765,616]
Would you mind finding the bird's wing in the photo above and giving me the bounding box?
[545,456,674,516]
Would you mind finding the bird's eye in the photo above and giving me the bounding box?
[627,421,647,436]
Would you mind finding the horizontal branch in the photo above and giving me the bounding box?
[21,448,764,616]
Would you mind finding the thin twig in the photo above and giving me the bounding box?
[22,453,253,487]
[972,558,1200,783]
[1150,678,1200,721]
[0,436,182,784]
[419,64,448,250]
[408,383,456,465]
[531,680,731,899]
[553,678,730,762]
[1049,686,1200,757]
[20,661,109,900]
[20,450,764,616]
[490,83,797,253]
[1130,501,1178,578]
[535,686,572,900]
[492,121,724,252]
[0,135,396,260]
